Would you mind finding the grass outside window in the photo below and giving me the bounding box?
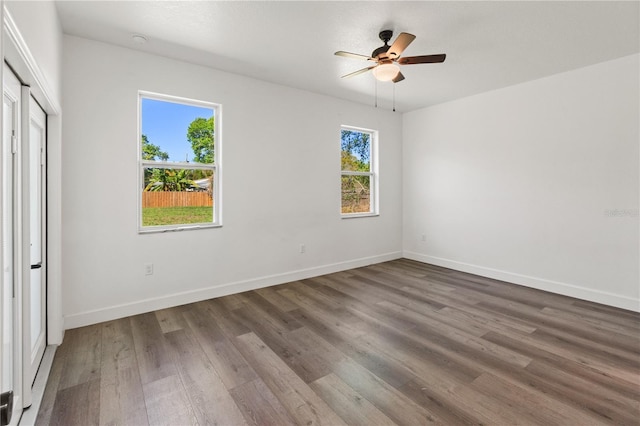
[142,206,213,226]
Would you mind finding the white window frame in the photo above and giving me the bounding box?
[340,125,378,218]
[138,91,222,233]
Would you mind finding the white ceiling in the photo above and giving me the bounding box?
[54,1,639,112]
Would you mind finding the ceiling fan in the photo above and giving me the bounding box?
[335,30,446,83]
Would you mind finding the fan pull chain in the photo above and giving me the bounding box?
[393,83,396,112]
[375,78,378,108]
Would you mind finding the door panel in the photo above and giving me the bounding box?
[25,95,46,388]
[1,89,16,426]
[1,65,47,425]
[2,64,23,426]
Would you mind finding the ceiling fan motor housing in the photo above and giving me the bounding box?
[372,30,393,60]
[379,30,393,43]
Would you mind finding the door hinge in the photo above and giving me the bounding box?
[11,131,17,155]
[1,390,13,426]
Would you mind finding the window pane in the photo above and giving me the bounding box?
[341,174,371,214]
[341,129,371,172]
[141,98,215,164]
[142,168,214,226]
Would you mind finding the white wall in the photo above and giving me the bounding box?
[403,54,639,312]
[62,36,403,328]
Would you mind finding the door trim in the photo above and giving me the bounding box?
[2,61,24,426]
[3,4,63,349]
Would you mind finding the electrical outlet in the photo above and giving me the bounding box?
[300,244,306,254]
[145,263,154,275]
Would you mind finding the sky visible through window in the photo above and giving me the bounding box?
[141,98,214,162]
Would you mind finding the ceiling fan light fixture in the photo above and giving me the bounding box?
[372,63,400,82]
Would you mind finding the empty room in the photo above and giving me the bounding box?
[0,1,638,425]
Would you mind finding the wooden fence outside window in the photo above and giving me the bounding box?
[142,191,213,208]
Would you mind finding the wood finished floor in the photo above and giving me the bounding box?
[36,259,640,425]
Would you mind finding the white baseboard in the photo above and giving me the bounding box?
[403,251,640,313]
[64,251,402,329]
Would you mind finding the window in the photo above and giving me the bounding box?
[139,92,221,232]
[341,126,377,216]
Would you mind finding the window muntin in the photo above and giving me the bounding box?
[139,92,220,232]
[341,126,377,216]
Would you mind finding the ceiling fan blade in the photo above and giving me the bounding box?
[341,66,376,79]
[335,51,373,61]
[387,32,416,58]
[398,54,446,65]
[392,72,405,83]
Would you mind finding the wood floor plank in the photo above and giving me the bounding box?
[234,332,348,426]
[398,378,486,425]
[130,312,177,385]
[310,373,397,426]
[278,286,368,339]
[38,259,640,425]
[478,299,639,353]
[524,360,640,425]
[571,298,640,322]
[142,375,197,426]
[285,327,349,378]
[483,330,640,401]
[391,274,460,296]
[99,318,147,426]
[233,306,333,384]
[285,307,351,347]
[378,300,533,368]
[230,378,298,426]
[186,300,229,342]
[485,327,637,383]
[349,267,452,309]
[469,372,606,425]
[164,328,248,425]
[438,305,538,335]
[288,307,417,389]
[99,353,148,426]
[255,285,300,312]
[183,306,259,390]
[382,293,489,336]
[369,261,430,279]
[540,306,640,338]
[312,275,420,332]
[292,280,365,325]
[445,378,534,425]
[202,297,252,338]
[56,342,102,391]
[530,327,639,369]
[154,305,189,334]
[53,323,102,360]
[49,379,101,426]
[332,358,442,425]
[101,318,135,361]
[348,271,448,312]
[358,323,482,387]
[335,332,417,389]
[237,291,303,332]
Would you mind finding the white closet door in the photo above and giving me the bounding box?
[25,93,46,390]
[1,63,23,426]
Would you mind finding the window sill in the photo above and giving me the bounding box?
[139,223,222,234]
[341,213,379,219]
